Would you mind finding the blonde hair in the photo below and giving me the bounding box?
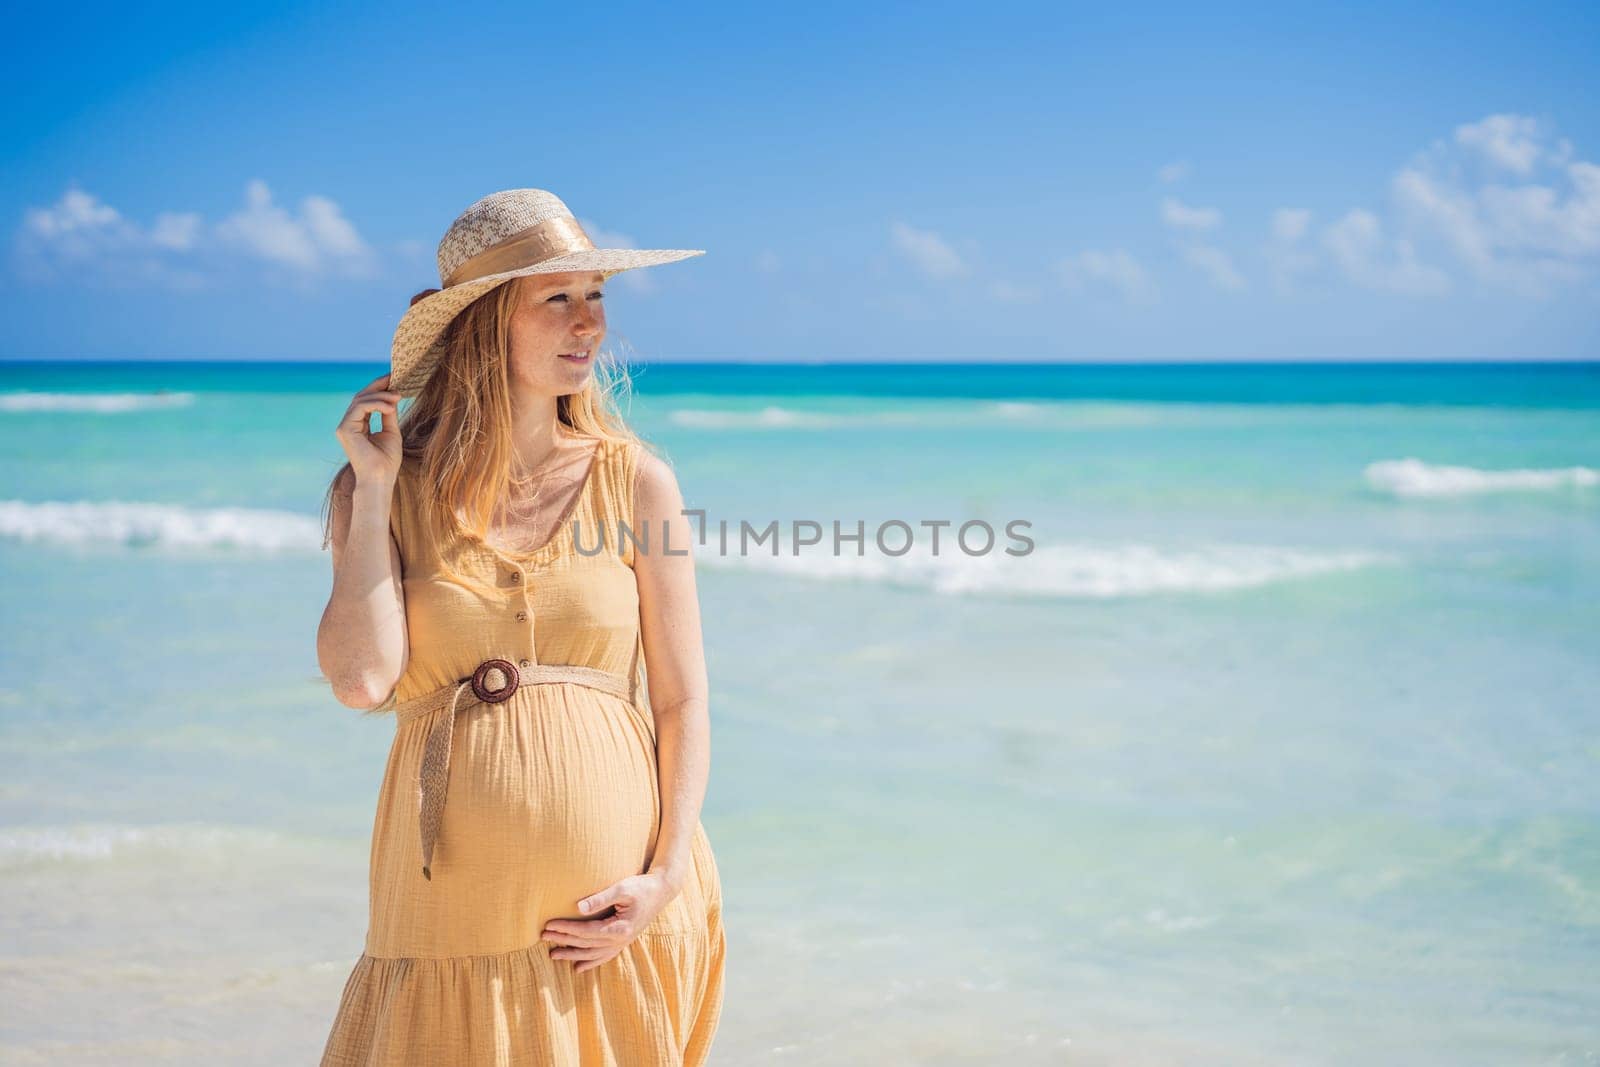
[319,273,652,603]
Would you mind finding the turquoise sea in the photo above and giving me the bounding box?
[1,359,1597,1064]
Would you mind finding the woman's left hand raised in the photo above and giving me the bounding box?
[542,869,681,974]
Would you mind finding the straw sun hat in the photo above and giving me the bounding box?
[389,188,704,396]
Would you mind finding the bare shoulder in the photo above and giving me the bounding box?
[632,446,685,519]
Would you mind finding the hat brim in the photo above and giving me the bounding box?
[390,247,704,397]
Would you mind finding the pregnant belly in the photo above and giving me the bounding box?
[369,685,663,958]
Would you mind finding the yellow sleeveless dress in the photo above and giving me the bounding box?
[320,436,727,1066]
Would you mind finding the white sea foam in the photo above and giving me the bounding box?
[667,400,1166,430]
[986,401,1045,418]
[0,823,288,868]
[0,390,196,413]
[0,499,323,552]
[986,401,1167,427]
[1,501,1389,597]
[697,537,1390,598]
[1365,457,1600,496]
[669,405,852,428]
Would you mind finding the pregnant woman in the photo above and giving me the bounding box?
[315,188,725,1065]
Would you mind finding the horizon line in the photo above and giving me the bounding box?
[3,356,1598,368]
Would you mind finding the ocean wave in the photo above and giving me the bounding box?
[669,405,850,428]
[986,400,1044,418]
[1365,457,1600,497]
[0,500,323,552]
[0,499,1390,597]
[976,400,1164,426]
[698,538,1391,598]
[0,390,196,413]
[0,823,289,869]
[666,400,1166,430]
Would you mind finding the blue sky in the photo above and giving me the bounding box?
[2,0,1596,363]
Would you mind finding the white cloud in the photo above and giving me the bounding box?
[1390,168,1490,270]
[23,188,122,237]
[1155,192,1242,289]
[889,221,969,280]
[14,187,204,288]
[303,195,367,259]
[1479,164,1600,258]
[1264,208,1318,292]
[1181,244,1247,291]
[1322,209,1451,296]
[13,181,378,288]
[1249,113,1600,299]
[1058,248,1153,302]
[149,212,202,250]
[215,179,375,278]
[1161,197,1221,231]
[1272,208,1311,242]
[1454,114,1545,175]
[1390,116,1600,296]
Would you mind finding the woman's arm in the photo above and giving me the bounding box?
[633,451,711,893]
[318,465,409,709]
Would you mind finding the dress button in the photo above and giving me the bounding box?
[515,611,528,622]
[518,658,533,668]
[509,572,521,583]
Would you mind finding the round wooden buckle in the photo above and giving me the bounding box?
[470,658,520,703]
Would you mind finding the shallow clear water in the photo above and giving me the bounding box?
[2,360,1597,1064]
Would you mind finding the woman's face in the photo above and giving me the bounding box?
[505,270,608,396]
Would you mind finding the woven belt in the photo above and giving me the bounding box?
[393,658,636,881]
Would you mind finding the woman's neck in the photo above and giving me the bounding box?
[508,397,574,475]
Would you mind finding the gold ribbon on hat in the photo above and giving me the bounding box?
[442,216,596,288]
